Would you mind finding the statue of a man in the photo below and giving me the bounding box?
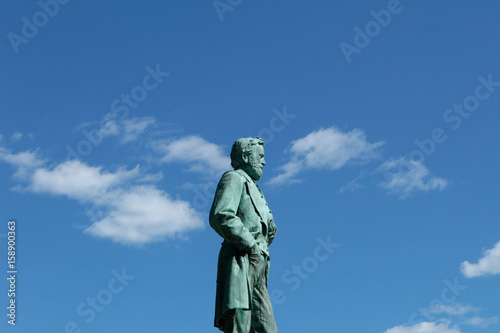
[210,137,278,333]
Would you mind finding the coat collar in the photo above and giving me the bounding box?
[235,168,255,184]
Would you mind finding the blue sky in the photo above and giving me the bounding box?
[1,0,500,332]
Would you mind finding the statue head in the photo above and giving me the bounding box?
[230,137,266,181]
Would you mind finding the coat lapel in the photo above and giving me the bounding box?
[236,169,268,224]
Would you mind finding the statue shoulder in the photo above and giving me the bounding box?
[217,170,246,189]
[221,169,249,183]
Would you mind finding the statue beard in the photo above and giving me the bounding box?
[243,155,263,181]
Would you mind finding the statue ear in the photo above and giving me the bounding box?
[242,153,249,164]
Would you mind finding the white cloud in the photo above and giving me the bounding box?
[384,321,461,333]
[268,127,384,186]
[377,158,448,198]
[84,185,204,244]
[10,132,23,142]
[153,135,230,175]
[267,160,303,186]
[0,133,205,245]
[29,160,139,202]
[461,241,500,278]
[0,147,45,169]
[289,127,383,168]
[430,303,479,316]
[463,316,498,327]
[26,160,202,245]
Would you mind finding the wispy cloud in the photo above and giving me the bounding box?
[377,158,448,198]
[76,115,156,145]
[384,321,461,333]
[0,146,46,179]
[267,160,303,186]
[0,147,44,168]
[338,170,366,193]
[0,140,203,245]
[463,316,498,328]
[120,117,156,143]
[152,135,230,175]
[269,126,448,198]
[429,303,479,316]
[461,241,500,278]
[10,131,23,142]
[389,302,496,333]
[268,127,384,186]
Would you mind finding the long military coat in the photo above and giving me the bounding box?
[209,169,277,327]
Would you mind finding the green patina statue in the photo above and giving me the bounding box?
[210,137,278,333]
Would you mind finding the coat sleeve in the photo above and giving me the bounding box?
[209,171,256,252]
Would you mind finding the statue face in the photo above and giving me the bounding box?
[242,145,265,181]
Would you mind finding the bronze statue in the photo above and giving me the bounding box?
[210,137,278,332]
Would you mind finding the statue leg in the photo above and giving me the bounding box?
[222,255,277,333]
[249,257,278,333]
